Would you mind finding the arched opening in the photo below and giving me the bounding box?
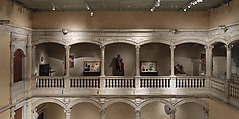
[14,49,24,82]
[70,43,101,76]
[231,40,239,83]
[35,43,65,76]
[140,43,170,76]
[105,43,136,76]
[70,102,100,119]
[35,103,65,119]
[175,43,205,76]
[106,102,135,119]
[176,102,207,119]
[141,102,170,119]
[212,42,226,79]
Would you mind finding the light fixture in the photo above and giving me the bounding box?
[181,0,204,12]
[62,29,68,35]
[52,6,55,11]
[150,7,155,12]
[86,2,90,10]
[46,0,61,11]
[90,11,94,16]
[150,0,160,12]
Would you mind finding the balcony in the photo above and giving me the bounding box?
[12,75,234,108]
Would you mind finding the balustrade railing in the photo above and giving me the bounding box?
[229,82,239,99]
[140,77,170,88]
[176,77,205,88]
[36,76,64,88]
[210,78,226,94]
[70,77,100,88]
[105,77,135,88]
[32,76,239,100]
[232,73,239,84]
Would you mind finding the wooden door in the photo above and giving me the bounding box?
[14,107,22,119]
[14,49,23,82]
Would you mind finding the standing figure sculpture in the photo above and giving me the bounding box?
[115,54,124,76]
[116,54,124,72]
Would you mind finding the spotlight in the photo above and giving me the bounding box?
[62,29,68,35]
[184,8,187,12]
[150,7,155,12]
[52,6,55,11]
[188,5,191,8]
[90,11,94,16]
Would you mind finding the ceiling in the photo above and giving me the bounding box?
[14,0,231,11]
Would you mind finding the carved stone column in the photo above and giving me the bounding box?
[205,45,214,77]
[170,45,176,76]
[32,46,36,76]
[100,46,105,76]
[135,46,140,76]
[135,109,141,119]
[64,109,71,119]
[226,45,233,80]
[65,46,71,76]
[170,110,176,119]
[100,109,106,119]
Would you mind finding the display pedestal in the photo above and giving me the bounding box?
[83,72,100,76]
[114,71,124,76]
[141,72,158,76]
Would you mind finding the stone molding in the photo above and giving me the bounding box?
[31,97,209,114]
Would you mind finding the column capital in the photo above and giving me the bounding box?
[225,44,233,51]
[135,109,140,116]
[64,109,71,114]
[135,45,140,49]
[204,45,214,50]
[65,45,71,51]
[100,45,105,50]
[99,109,106,119]
[99,109,106,115]
[170,45,176,51]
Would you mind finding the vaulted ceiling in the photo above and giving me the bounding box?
[14,0,232,11]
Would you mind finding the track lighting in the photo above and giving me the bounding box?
[182,0,204,12]
[52,6,55,11]
[86,2,90,10]
[150,0,160,12]
[150,7,155,12]
[90,11,94,16]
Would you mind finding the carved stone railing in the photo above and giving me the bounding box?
[140,77,170,88]
[232,73,239,84]
[35,76,65,88]
[176,77,205,88]
[70,77,100,88]
[104,77,135,88]
[210,77,226,94]
[229,82,239,99]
